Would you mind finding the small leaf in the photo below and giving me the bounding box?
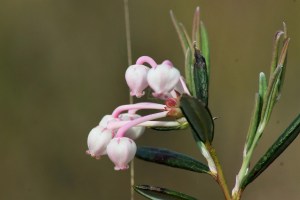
[192,7,200,48]
[193,47,209,106]
[244,93,262,153]
[242,114,300,189]
[180,94,214,143]
[200,21,210,77]
[136,146,210,174]
[184,47,195,93]
[269,31,284,75]
[134,185,198,200]
[151,122,189,131]
[260,65,283,124]
[170,10,192,55]
[258,72,267,101]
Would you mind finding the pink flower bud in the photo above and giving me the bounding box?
[118,113,145,140]
[106,137,137,170]
[86,126,114,159]
[147,64,180,99]
[125,64,149,98]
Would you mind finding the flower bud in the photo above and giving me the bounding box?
[106,137,137,170]
[86,126,114,159]
[125,64,149,98]
[147,64,180,99]
[118,113,145,140]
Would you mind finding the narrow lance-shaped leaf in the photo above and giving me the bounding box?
[150,121,189,131]
[180,94,214,143]
[136,146,210,174]
[258,72,267,100]
[276,38,290,95]
[192,7,200,48]
[242,114,300,189]
[170,10,192,55]
[269,30,284,75]
[193,46,209,106]
[200,21,210,77]
[260,65,283,125]
[184,47,195,94]
[244,93,262,153]
[134,185,198,200]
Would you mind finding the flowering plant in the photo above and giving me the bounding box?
[86,7,299,200]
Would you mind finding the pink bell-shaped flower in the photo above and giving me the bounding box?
[118,113,145,140]
[147,63,180,99]
[125,64,149,98]
[106,137,137,170]
[86,126,114,159]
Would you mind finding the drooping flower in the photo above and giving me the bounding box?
[125,64,150,98]
[106,137,137,170]
[86,126,114,159]
[147,63,181,99]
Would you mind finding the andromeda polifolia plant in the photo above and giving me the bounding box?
[86,6,300,200]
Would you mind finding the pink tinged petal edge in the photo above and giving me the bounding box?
[86,126,114,159]
[147,64,181,98]
[107,137,137,170]
[125,65,149,98]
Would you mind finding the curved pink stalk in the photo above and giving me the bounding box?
[107,120,180,130]
[112,103,165,118]
[162,60,174,67]
[115,111,169,137]
[136,56,157,68]
[179,76,191,95]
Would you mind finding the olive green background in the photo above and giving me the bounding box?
[0,0,299,200]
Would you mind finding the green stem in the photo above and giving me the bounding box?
[206,143,232,200]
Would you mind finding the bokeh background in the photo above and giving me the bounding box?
[0,0,299,199]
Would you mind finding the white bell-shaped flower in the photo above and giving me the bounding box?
[99,115,118,129]
[147,64,180,99]
[125,64,149,98]
[106,137,137,170]
[86,126,114,159]
[118,113,145,140]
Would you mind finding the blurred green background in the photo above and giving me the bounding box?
[0,0,299,199]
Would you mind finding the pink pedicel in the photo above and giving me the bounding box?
[125,64,149,98]
[87,56,190,170]
[86,126,114,159]
[135,56,158,68]
[118,113,145,140]
[106,137,137,170]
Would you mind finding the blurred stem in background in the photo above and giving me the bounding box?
[123,0,134,200]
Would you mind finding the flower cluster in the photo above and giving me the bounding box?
[86,56,190,170]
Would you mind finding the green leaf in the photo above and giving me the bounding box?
[151,122,189,131]
[192,7,200,48]
[184,47,195,94]
[180,94,214,143]
[260,65,283,125]
[136,146,210,174]
[244,93,262,153]
[193,47,209,106]
[200,21,210,77]
[242,114,300,189]
[258,72,267,101]
[170,10,192,55]
[134,185,198,200]
[269,31,284,75]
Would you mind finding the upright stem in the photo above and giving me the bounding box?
[206,143,232,200]
[123,0,134,199]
